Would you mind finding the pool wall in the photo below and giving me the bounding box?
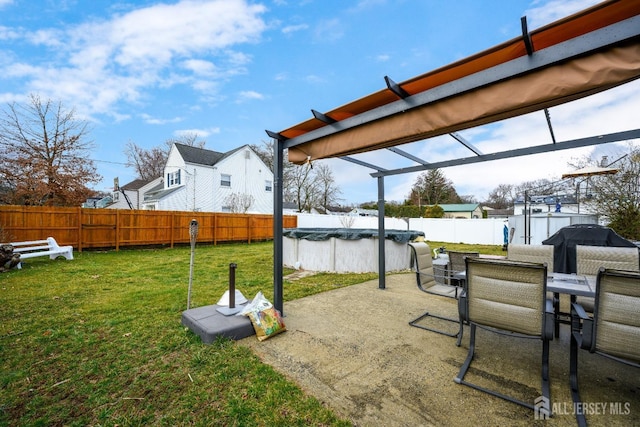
[282,228,424,273]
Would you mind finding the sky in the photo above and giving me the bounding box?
[1,0,638,205]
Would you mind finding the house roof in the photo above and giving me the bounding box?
[143,185,183,203]
[174,143,257,168]
[121,178,154,191]
[174,143,225,166]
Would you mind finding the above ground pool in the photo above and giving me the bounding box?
[282,228,425,273]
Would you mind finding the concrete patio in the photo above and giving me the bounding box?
[239,273,639,427]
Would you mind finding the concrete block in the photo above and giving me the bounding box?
[182,304,255,343]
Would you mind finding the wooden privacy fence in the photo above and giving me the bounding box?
[0,206,297,251]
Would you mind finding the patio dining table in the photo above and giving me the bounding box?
[452,270,596,339]
[547,273,595,298]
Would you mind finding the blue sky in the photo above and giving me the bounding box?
[1,0,638,205]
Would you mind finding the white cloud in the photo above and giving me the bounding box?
[525,0,602,29]
[180,59,219,77]
[236,90,265,103]
[274,72,288,81]
[141,114,183,125]
[314,18,344,42]
[0,0,268,118]
[0,25,19,40]
[174,127,221,138]
[282,23,308,34]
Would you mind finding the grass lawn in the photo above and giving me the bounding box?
[0,240,501,426]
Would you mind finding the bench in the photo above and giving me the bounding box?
[7,237,74,269]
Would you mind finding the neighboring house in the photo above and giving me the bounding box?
[108,177,163,210]
[512,193,579,215]
[82,196,112,208]
[437,204,483,219]
[140,143,274,214]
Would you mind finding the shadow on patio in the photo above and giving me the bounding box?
[239,273,639,426]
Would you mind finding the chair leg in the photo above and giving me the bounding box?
[454,324,476,384]
[539,338,552,419]
[455,323,550,413]
[456,315,465,347]
[570,323,587,427]
[553,292,560,338]
[409,311,461,338]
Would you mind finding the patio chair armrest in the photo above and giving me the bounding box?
[543,298,555,340]
[458,291,468,322]
[571,302,594,351]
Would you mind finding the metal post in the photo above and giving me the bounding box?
[216,262,243,315]
[273,139,284,315]
[228,263,237,309]
[377,176,386,289]
[187,219,199,309]
[524,190,529,244]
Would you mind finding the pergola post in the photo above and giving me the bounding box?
[273,138,284,314]
[377,176,386,289]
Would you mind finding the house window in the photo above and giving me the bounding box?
[113,192,120,201]
[265,180,272,192]
[167,170,181,187]
[221,174,231,187]
[222,206,231,213]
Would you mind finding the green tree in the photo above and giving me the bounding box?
[586,145,640,240]
[424,205,445,218]
[408,169,461,206]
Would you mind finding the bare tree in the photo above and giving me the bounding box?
[164,132,206,152]
[124,141,167,181]
[582,144,640,240]
[315,163,342,209]
[223,192,254,213]
[485,184,515,209]
[0,94,100,206]
[251,140,344,212]
[125,132,206,181]
[289,163,320,212]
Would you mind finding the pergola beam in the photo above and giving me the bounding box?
[449,132,484,156]
[281,15,640,151]
[386,147,430,165]
[384,75,410,99]
[340,156,387,171]
[371,129,640,177]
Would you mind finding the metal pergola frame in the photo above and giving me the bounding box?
[269,10,640,314]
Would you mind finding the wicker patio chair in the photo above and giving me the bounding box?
[455,257,553,415]
[570,268,640,427]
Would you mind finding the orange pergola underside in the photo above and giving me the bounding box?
[276,0,640,164]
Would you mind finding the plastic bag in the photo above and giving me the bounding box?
[238,291,272,315]
[238,291,286,341]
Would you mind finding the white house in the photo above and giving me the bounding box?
[108,177,163,209]
[139,143,274,214]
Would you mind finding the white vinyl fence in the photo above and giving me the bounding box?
[292,213,506,245]
[291,213,598,245]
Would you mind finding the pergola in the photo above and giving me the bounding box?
[267,0,640,313]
